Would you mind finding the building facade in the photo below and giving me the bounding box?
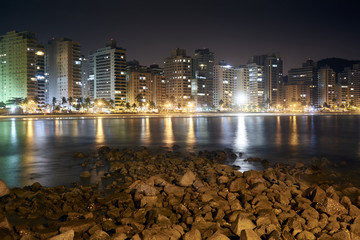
[318,65,336,107]
[45,38,81,104]
[192,48,214,107]
[164,48,192,107]
[247,63,264,108]
[93,40,127,108]
[213,62,235,107]
[234,66,249,106]
[126,61,152,106]
[248,53,283,107]
[0,31,45,105]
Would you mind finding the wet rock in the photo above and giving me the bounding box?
[178,170,196,187]
[49,230,74,240]
[0,179,10,198]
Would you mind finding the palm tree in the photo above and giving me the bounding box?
[135,94,143,107]
[126,102,131,110]
[52,97,57,111]
[219,99,224,107]
[62,97,67,107]
[68,96,73,110]
[132,103,137,111]
[149,101,156,110]
[109,99,115,109]
[84,97,91,111]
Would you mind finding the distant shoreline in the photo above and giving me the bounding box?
[0,112,360,119]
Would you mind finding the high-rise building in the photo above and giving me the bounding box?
[45,38,81,104]
[164,48,192,107]
[126,60,152,106]
[247,63,264,108]
[213,61,235,107]
[337,64,360,106]
[149,64,166,108]
[248,53,283,107]
[234,66,249,106]
[93,39,126,108]
[286,59,318,107]
[192,48,214,107]
[318,65,336,107]
[80,55,90,99]
[0,31,45,105]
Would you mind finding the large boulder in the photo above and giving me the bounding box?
[0,180,10,198]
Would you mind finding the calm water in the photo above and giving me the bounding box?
[1,114,360,188]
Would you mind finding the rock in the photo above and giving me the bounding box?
[0,179,10,198]
[0,216,11,230]
[231,214,256,236]
[80,171,91,178]
[89,230,110,240]
[240,229,261,240]
[135,183,158,196]
[183,228,202,240]
[332,230,352,240]
[296,231,316,240]
[350,205,360,216]
[317,197,348,216]
[49,230,75,240]
[350,223,360,235]
[217,176,229,184]
[304,186,326,203]
[0,228,14,240]
[164,184,185,197]
[207,231,230,240]
[59,220,95,233]
[229,178,247,192]
[179,170,196,187]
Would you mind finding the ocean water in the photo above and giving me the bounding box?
[0,114,360,188]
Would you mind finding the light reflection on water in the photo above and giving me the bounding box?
[0,115,360,187]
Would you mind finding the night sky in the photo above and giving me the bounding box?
[1,0,359,72]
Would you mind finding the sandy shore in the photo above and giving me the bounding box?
[1,147,360,239]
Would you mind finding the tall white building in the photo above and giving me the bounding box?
[234,66,249,106]
[45,38,81,104]
[248,63,264,108]
[213,62,234,107]
[93,39,126,108]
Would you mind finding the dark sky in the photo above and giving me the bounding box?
[1,0,359,72]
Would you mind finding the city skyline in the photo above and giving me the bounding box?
[2,0,359,72]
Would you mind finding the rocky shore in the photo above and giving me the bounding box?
[1,147,360,240]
